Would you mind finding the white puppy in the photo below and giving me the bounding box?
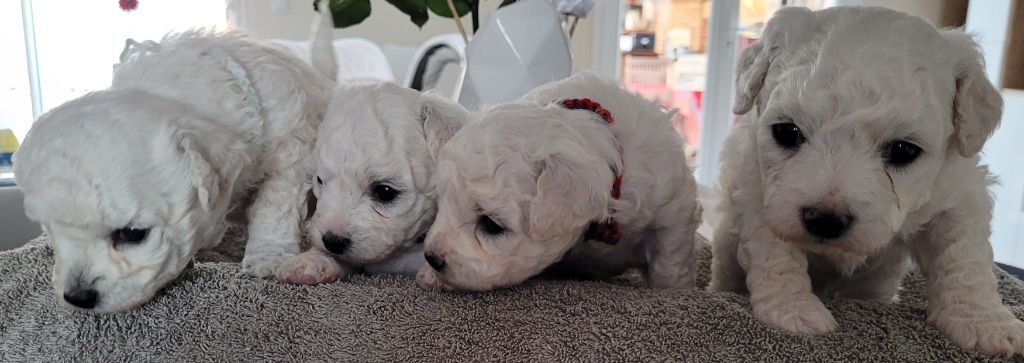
[708,7,1023,356]
[14,32,329,312]
[415,72,701,292]
[274,6,469,284]
[275,82,471,284]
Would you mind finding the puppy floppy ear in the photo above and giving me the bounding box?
[733,41,771,115]
[527,146,614,241]
[420,95,471,160]
[733,7,814,115]
[171,120,247,213]
[945,32,1003,157]
[175,133,220,212]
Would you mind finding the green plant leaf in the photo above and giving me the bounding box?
[385,0,429,28]
[425,0,470,18]
[313,0,372,28]
[498,0,517,7]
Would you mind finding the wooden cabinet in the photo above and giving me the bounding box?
[1003,1,1024,89]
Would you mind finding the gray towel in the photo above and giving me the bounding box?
[1,228,1022,362]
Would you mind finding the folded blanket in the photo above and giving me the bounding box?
[1,228,1020,362]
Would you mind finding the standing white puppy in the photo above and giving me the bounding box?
[416,72,701,292]
[14,32,329,312]
[708,7,1023,356]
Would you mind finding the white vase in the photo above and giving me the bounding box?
[456,0,573,110]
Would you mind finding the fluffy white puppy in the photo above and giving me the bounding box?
[708,7,1023,356]
[14,32,329,312]
[274,5,468,284]
[276,82,470,284]
[415,72,701,292]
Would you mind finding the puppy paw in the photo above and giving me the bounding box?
[415,266,444,291]
[936,316,1024,356]
[754,295,837,335]
[241,253,292,278]
[276,251,346,285]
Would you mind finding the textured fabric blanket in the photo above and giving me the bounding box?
[1,228,1022,362]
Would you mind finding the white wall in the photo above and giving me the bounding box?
[236,0,595,73]
[986,90,1024,267]
[967,0,1024,267]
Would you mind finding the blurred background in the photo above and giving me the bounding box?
[1,0,1022,268]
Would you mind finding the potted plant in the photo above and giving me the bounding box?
[318,0,595,108]
[314,0,520,41]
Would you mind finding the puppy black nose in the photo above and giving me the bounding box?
[425,253,446,272]
[63,288,99,309]
[322,232,352,254]
[800,207,853,240]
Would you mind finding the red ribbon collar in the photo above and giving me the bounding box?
[559,98,623,245]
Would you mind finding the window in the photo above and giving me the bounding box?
[0,0,227,145]
[617,0,829,178]
[0,1,32,144]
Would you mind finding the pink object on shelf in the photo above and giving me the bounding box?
[624,83,702,147]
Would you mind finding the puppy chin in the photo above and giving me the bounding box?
[334,249,376,265]
[415,266,447,291]
[351,236,424,265]
[91,296,151,314]
[416,263,510,292]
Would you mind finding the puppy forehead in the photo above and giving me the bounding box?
[446,104,566,160]
[47,221,107,242]
[437,173,524,227]
[318,85,426,175]
[443,127,535,182]
[806,50,949,111]
[772,98,944,149]
[765,8,955,130]
[438,153,532,229]
[24,172,164,230]
[768,46,953,143]
[20,124,176,227]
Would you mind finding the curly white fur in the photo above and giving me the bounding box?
[14,31,330,312]
[276,82,470,284]
[415,72,701,292]
[276,6,468,284]
[708,7,1023,356]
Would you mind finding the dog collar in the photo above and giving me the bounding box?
[559,98,622,245]
[220,50,263,117]
[118,39,264,141]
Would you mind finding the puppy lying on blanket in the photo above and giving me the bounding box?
[276,82,471,284]
[416,72,701,292]
[276,6,469,284]
[708,7,1023,356]
[14,31,330,312]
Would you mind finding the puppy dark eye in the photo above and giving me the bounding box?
[370,183,400,203]
[111,227,149,246]
[771,122,806,150]
[478,215,506,236]
[316,176,323,185]
[882,140,922,167]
